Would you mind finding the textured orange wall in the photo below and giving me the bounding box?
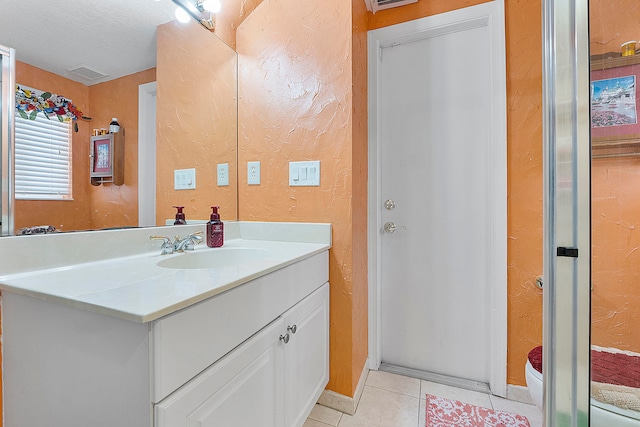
[213,0,264,50]
[237,0,361,396]
[591,157,640,352]
[14,61,92,232]
[88,69,155,229]
[590,0,640,353]
[156,20,238,224]
[351,0,370,391]
[370,0,544,387]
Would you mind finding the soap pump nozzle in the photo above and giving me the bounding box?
[173,206,187,225]
[210,206,220,221]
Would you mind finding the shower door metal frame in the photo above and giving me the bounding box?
[542,0,591,426]
[0,44,15,237]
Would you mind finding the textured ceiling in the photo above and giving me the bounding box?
[0,0,178,85]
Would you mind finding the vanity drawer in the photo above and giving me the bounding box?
[150,251,329,403]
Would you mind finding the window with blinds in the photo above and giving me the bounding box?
[15,114,72,200]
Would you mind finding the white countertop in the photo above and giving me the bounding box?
[0,222,331,323]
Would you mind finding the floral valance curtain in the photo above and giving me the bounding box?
[15,84,83,122]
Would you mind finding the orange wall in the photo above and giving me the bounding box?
[591,157,640,352]
[351,0,370,392]
[371,0,545,388]
[14,61,92,232]
[236,0,363,396]
[213,0,264,50]
[88,69,156,229]
[156,20,238,224]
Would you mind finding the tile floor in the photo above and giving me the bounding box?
[304,371,542,427]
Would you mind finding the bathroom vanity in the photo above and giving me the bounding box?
[0,222,331,427]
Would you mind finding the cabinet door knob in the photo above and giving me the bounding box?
[287,324,297,334]
[279,334,290,344]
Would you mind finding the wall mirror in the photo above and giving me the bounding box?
[0,0,238,236]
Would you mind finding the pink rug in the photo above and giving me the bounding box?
[425,394,531,427]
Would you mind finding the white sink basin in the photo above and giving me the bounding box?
[156,247,272,270]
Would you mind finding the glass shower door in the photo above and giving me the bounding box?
[590,1,640,425]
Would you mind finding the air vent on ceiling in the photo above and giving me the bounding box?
[365,0,418,13]
[67,66,108,81]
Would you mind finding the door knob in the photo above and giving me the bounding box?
[384,222,406,234]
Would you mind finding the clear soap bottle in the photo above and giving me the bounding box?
[207,206,224,248]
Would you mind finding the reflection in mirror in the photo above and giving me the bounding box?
[590,0,640,424]
[0,0,238,236]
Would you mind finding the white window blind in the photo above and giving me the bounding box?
[15,114,72,200]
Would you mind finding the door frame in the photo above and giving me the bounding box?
[0,44,15,236]
[138,82,156,227]
[367,0,508,397]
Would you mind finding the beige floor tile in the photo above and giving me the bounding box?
[366,370,421,397]
[308,404,342,426]
[490,395,543,427]
[303,418,335,427]
[338,385,420,427]
[420,380,493,409]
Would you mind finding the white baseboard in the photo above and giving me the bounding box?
[506,384,534,405]
[317,362,369,415]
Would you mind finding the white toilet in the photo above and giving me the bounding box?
[525,349,640,426]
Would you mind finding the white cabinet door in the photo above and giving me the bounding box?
[283,283,330,427]
[155,318,286,427]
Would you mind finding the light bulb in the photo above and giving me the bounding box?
[202,0,221,13]
[175,7,191,23]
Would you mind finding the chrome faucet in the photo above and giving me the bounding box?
[172,231,204,252]
[149,235,175,255]
[150,231,203,255]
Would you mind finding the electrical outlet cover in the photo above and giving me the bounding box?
[248,161,260,185]
[217,163,229,186]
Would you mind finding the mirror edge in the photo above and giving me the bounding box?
[0,43,15,237]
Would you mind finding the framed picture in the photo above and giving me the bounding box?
[90,134,113,178]
[591,56,640,155]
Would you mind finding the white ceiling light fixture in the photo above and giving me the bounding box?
[364,0,418,14]
[172,0,220,30]
[199,0,221,13]
[174,6,191,23]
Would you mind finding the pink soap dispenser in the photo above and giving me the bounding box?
[173,206,187,225]
[207,206,224,247]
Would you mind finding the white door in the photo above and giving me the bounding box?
[369,2,507,392]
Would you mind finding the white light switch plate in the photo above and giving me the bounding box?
[248,161,260,185]
[174,168,196,190]
[289,161,320,186]
[217,163,229,186]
